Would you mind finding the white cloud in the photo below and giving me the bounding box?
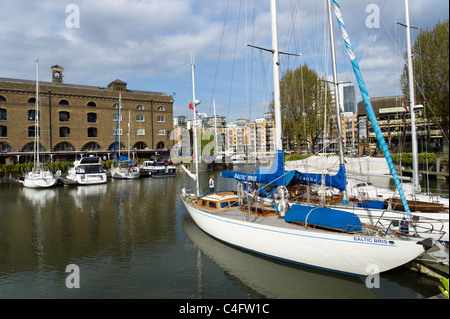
[0,0,447,121]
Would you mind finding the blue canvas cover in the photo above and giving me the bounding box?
[285,204,362,233]
[294,163,347,191]
[221,150,290,187]
[357,200,385,210]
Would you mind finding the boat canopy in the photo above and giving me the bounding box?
[221,150,290,187]
[285,204,362,233]
[294,163,347,191]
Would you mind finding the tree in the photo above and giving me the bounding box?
[270,64,332,152]
[400,20,449,137]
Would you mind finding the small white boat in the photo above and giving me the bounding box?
[20,164,60,188]
[140,160,176,178]
[64,157,107,185]
[111,160,140,179]
[20,61,59,189]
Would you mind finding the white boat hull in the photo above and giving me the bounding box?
[181,195,429,276]
[20,171,59,188]
[66,173,107,185]
[112,169,140,179]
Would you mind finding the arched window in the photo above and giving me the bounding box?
[87,113,97,123]
[136,114,145,122]
[28,110,38,121]
[157,106,165,111]
[0,142,13,152]
[59,111,70,122]
[113,103,120,108]
[59,100,69,105]
[28,126,40,138]
[108,142,125,150]
[133,142,148,150]
[87,127,97,138]
[54,142,75,152]
[0,125,7,137]
[22,142,45,152]
[82,142,101,151]
[59,127,70,138]
[0,108,6,120]
[156,142,165,149]
[0,95,6,102]
[136,105,144,110]
[27,97,36,104]
[87,101,97,107]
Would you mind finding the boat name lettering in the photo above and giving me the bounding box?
[233,174,257,182]
[353,237,387,244]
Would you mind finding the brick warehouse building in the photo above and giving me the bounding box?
[0,65,174,163]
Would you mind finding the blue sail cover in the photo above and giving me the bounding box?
[294,163,347,191]
[285,204,362,233]
[221,150,287,187]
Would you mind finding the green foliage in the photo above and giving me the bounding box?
[438,277,449,299]
[400,20,449,133]
[390,152,438,165]
[271,64,332,153]
[285,153,312,162]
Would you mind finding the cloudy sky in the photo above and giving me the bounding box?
[0,0,448,121]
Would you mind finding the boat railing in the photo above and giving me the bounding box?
[357,209,446,241]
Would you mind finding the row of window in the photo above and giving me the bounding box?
[0,95,166,111]
[0,141,167,153]
[0,108,166,123]
[0,125,166,138]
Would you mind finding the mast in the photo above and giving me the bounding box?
[119,93,122,157]
[269,0,287,217]
[327,0,348,204]
[405,0,420,193]
[330,0,412,216]
[35,60,40,168]
[191,52,201,197]
[270,0,283,152]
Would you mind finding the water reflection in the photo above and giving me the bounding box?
[0,174,445,299]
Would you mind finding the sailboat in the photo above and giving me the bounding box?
[181,0,438,276]
[111,95,140,180]
[20,60,60,188]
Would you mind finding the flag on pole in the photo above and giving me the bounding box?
[189,100,198,115]
[402,102,409,112]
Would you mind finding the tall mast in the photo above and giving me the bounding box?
[35,60,39,167]
[191,52,201,197]
[269,0,287,217]
[118,93,122,157]
[405,0,420,193]
[327,0,347,203]
[270,0,283,152]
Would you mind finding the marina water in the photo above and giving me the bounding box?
[0,172,446,298]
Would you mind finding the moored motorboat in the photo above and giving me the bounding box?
[64,157,107,185]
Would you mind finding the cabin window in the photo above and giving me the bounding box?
[220,202,230,208]
[202,200,207,207]
[230,201,239,207]
[208,201,217,209]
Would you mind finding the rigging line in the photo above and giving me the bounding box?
[226,0,243,121]
[211,0,231,116]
